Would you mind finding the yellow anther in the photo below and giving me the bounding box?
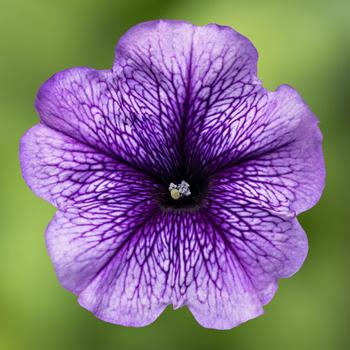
[170,188,181,200]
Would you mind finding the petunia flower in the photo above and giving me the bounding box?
[19,20,325,329]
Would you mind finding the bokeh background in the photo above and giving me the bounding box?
[0,0,349,349]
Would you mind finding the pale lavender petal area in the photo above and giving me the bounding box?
[21,124,164,298]
[48,208,264,329]
[205,179,308,306]
[173,211,264,329]
[46,210,169,326]
[19,20,325,329]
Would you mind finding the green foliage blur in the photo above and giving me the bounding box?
[0,0,349,349]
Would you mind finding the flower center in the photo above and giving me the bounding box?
[159,168,209,211]
[168,181,191,200]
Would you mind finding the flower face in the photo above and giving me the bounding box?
[20,20,325,329]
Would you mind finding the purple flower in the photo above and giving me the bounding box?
[19,20,325,329]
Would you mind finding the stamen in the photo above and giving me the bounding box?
[169,181,191,200]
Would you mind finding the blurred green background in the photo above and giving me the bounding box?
[0,0,349,349]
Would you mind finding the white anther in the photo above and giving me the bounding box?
[168,181,191,200]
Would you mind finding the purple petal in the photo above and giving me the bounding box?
[35,20,260,175]
[204,189,308,307]
[113,20,258,166]
[174,211,264,329]
[20,124,159,212]
[19,20,326,330]
[35,67,177,176]
[45,191,306,329]
[46,207,265,329]
[46,210,169,326]
[208,85,325,214]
